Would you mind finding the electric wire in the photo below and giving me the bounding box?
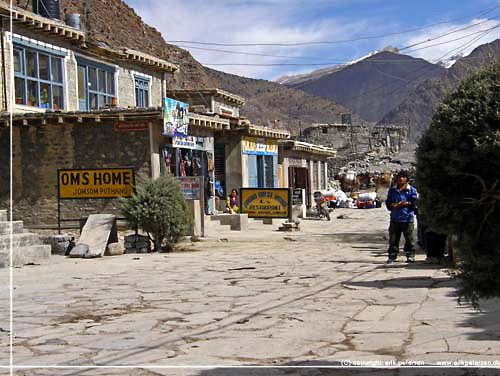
[167,4,500,47]
[188,17,500,67]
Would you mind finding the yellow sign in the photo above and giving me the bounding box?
[240,188,290,218]
[242,137,278,155]
[58,168,135,199]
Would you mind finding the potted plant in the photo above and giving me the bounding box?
[27,94,36,107]
[40,88,49,108]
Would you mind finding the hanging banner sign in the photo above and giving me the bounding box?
[163,97,189,137]
[58,168,135,199]
[173,136,197,149]
[240,188,290,218]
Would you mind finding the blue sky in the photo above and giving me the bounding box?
[124,0,500,81]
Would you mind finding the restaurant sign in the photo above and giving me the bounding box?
[240,188,290,218]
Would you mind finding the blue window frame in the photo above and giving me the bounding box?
[135,76,150,108]
[13,44,64,110]
[76,56,115,111]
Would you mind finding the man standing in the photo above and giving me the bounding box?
[385,170,418,264]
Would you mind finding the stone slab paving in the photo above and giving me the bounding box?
[0,208,499,375]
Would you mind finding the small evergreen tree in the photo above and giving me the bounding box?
[120,175,192,252]
[416,62,500,307]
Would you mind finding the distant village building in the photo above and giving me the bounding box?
[300,123,407,174]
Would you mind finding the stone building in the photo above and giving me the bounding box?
[300,123,407,174]
[278,140,336,208]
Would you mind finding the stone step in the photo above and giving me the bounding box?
[207,214,248,231]
[204,219,231,233]
[0,233,42,251]
[0,221,24,235]
[0,244,51,268]
[0,210,6,222]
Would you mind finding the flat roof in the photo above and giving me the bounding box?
[279,139,337,157]
[165,88,246,106]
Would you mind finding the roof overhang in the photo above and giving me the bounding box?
[0,1,86,46]
[165,88,246,106]
[0,108,229,130]
[279,140,337,157]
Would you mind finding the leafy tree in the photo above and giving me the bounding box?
[120,175,192,252]
[416,62,500,307]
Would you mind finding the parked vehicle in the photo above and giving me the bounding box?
[313,191,331,220]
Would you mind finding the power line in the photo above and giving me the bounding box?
[167,4,500,47]
[178,16,500,66]
[400,15,500,51]
[338,28,498,110]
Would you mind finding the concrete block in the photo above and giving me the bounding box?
[0,221,24,235]
[40,234,72,255]
[210,214,248,231]
[72,214,116,258]
[0,233,42,251]
[0,244,51,267]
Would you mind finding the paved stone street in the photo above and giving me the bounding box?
[1,208,500,376]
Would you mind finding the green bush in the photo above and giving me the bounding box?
[416,62,500,307]
[120,175,192,251]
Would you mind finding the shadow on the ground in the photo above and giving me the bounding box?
[193,364,499,376]
[305,232,386,245]
[17,365,498,376]
[344,275,456,290]
[458,297,500,342]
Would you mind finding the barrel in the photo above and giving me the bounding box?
[37,0,61,20]
[65,13,81,30]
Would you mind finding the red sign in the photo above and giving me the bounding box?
[113,122,149,132]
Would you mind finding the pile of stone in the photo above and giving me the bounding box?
[124,234,151,253]
[41,234,75,255]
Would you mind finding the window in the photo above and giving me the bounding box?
[135,76,150,108]
[76,56,115,111]
[13,45,64,110]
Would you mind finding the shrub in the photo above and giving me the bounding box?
[415,62,500,307]
[120,175,192,251]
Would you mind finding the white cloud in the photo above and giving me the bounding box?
[397,18,500,64]
[124,0,375,79]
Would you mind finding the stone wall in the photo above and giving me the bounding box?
[301,123,407,174]
[116,62,166,108]
[0,121,151,226]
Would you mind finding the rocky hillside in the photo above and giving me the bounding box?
[379,39,500,141]
[285,51,445,123]
[205,68,364,133]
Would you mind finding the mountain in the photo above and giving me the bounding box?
[275,50,382,86]
[283,51,445,123]
[379,39,500,141]
[205,68,364,133]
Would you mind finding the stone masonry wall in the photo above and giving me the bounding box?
[0,121,151,226]
[116,62,165,108]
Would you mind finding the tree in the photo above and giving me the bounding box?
[120,175,192,252]
[415,62,500,307]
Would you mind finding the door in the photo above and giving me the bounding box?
[77,65,87,111]
[248,154,258,187]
